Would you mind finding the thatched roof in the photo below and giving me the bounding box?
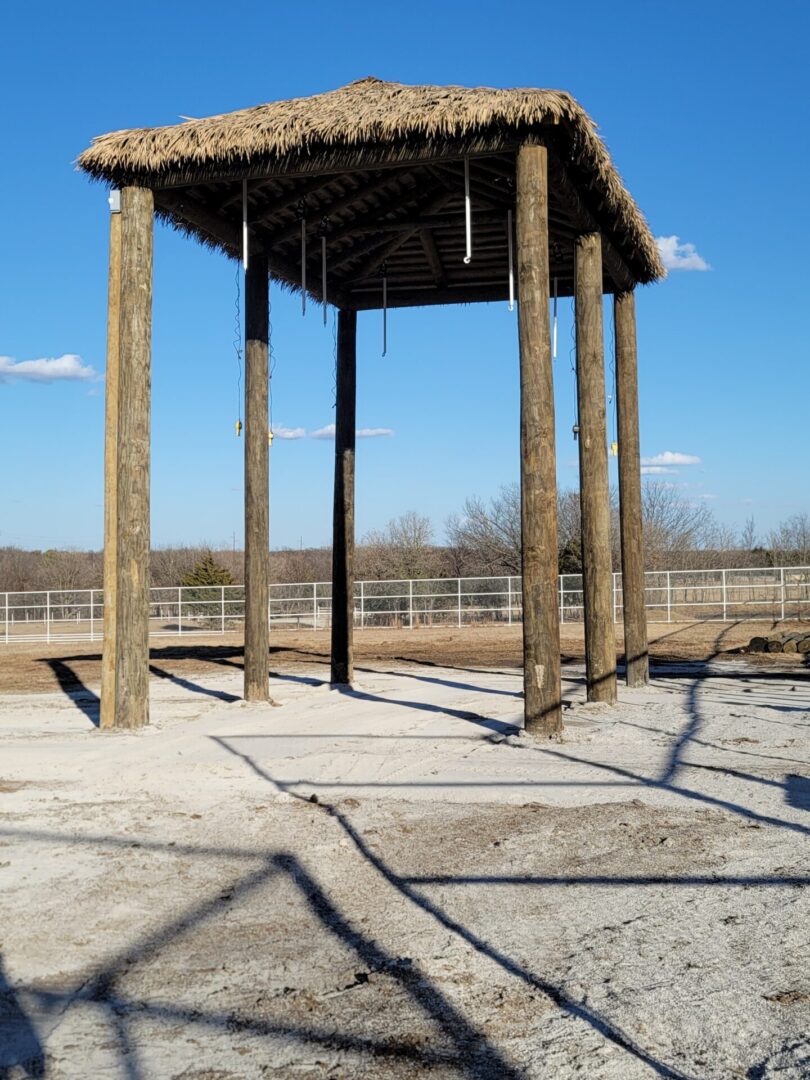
[79,78,664,301]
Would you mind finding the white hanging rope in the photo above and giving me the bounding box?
[552,276,559,359]
[321,234,327,326]
[463,157,472,264]
[507,210,515,311]
[241,180,249,271]
[300,214,307,316]
[382,270,388,357]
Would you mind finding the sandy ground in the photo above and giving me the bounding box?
[1,645,809,1078]
[1,619,807,697]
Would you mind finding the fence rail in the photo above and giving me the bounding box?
[2,565,809,645]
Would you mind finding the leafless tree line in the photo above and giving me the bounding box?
[2,484,808,592]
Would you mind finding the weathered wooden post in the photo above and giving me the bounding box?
[244,253,270,701]
[614,291,649,686]
[575,232,617,704]
[516,143,562,735]
[331,309,357,685]
[113,186,154,729]
[100,194,121,730]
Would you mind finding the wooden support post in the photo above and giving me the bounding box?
[331,309,357,685]
[244,253,270,701]
[100,199,122,730]
[113,187,153,729]
[575,232,617,704]
[615,291,649,686]
[516,144,562,735]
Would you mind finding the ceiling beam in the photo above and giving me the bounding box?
[420,229,446,287]
[340,190,458,284]
[151,141,519,191]
[256,169,412,239]
[156,191,349,307]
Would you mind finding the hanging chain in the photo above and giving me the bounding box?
[233,263,243,435]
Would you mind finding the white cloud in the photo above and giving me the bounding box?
[311,424,336,440]
[655,236,710,272]
[0,354,97,383]
[641,466,678,476]
[272,426,306,440]
[311,424,394,440]
[641,451,701,467]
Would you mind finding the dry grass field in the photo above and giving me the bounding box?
[0,619,806,698]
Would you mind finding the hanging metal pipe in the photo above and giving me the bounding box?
[321,235,327,325]
[382,272,388,357]
[463,157,472,264]
[552,276,558,359]
[242,180,249,271]
[507,209,515,311]
[300,215,307,315]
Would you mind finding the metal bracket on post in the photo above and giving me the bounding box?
[108,189,121,214]
[722,569,727,622]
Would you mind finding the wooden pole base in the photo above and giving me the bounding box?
[244,254,270,702]
[615,291,649,687]
[516,144,562,736]
[331,310,357,686]
[112,186,154,729]
[100,206,122,730]
[575,232,617,705]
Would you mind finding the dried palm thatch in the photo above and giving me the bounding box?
[78,77,664,283]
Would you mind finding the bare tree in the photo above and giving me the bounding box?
[360,511,440,580]
[641,483,722,569]
[740,515,758,552]
[446,484,521,576]
[767,513,810,566]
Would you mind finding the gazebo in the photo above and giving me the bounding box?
[78,77,664,734]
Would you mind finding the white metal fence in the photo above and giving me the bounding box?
[2,566,809,645]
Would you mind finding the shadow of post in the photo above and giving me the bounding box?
[0,955,46,1078]
[39,660,100,727]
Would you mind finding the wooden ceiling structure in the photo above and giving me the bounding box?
[79,78,663,735]
[79,77,663,310]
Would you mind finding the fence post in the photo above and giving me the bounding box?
[508,577,513,625]
[560,575,565,623]
[409,579,414,630]
[4,592,8,644]
[178,587,182,635]
[90,589,95,642]
[221,586,226,634]
[613,573,618,624]
[457,578,462,628]
[721,569,727,622]
[46,591,51,643]
[666,572,672,623]
[780,567,786,622]
[360,580,365,629]
[313,582,318,631]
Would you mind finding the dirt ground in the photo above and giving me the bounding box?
[0,619,806,697]
[1,644,809,1079]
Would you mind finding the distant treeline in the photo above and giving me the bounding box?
[2,483,808,593]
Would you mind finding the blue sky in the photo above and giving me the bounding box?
[1,0,808,551]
